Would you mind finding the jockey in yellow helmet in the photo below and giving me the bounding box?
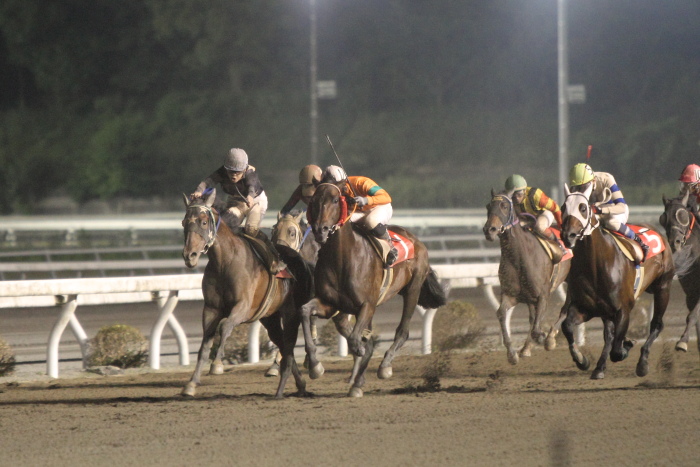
[569,163,648,261]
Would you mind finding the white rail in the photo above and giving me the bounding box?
[0,263,504,378]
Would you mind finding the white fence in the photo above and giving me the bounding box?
[0,263,502,378]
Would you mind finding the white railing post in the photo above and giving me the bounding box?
[337,334,348,357]
[248,320,261,363]
[149,291,180,370]
[47,294,78,378]
[68,314,90,369]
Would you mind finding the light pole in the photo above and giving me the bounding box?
[557,0,569,194]
[309,0,318,165]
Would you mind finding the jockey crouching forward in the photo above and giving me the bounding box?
[190,147,282,272]
[323,165,399,266]
[505,174,563,242]
[569,163,649,261]
[678,163,700,224]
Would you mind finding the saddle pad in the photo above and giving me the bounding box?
[545,227,573,262]
[388,229,415,266]
[610,225,666,260]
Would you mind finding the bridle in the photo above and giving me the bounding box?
[490,194,519,235]
[666,201,694,249]
[310,182,357,237]
[563,191,595,241]
[183,203,220,254]
[272,215,304,250]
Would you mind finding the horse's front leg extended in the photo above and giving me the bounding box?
[300,298,333,379]
[530,296,548,346]
[348,302,375,357]
[637,287,670,377]
[546,291,572,351]
[210,301,249,375]
[591,319,614,379]
[496,295,518,364]
[182,305,223,397]
[610,307,632,363]
[378,283,421,379]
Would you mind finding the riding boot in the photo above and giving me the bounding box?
[371,224,398,266]
[248,226,285,273]
[633,234,649,262]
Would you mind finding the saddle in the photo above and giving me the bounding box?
[242,230,288,275]
[531,227,571,264]
[607,225,665,265]
[355,224,415,267]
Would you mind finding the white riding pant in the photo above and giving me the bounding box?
[600,204,629,232]
[349,203,393,231]
[225,191,268,234]
[535,210,555,233]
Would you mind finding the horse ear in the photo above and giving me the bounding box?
[182,193,190,207]
[681,189,690,206]
[564,183,570,197]
[662,194,667,205]
[491,188,495,198]
[204,188,216,207]
[294,210,305,223]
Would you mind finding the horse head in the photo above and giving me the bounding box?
[483,189,518,241]
[561,182,599,249]
[181,189,219,268]
[660,190,692,253]
[308,181,351,244]
[272,210,306,251]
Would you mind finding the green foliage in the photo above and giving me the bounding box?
[208,323,273,365]
[87,324,148,369]
[0,337,16,376]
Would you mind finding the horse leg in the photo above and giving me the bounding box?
[272,309,307,399]
[610,305,634,363]
[520,303,540,358]
[348,333,376,398]
[530,296,548,346]
[636,288,670,377]
[210,303,249,375]
[545,292,571,351]
[300,298,333,379]
[676,300,700,352]
[378,283,421,379]
[182,305,223,397]
[331,314,362,384]
[348,302,375,358]
[561,303,590,371]
[496,295,519,364]
[591,319,614,379]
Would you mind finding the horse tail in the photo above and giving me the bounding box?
[418,267,447,309]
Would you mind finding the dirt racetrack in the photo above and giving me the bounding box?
[0,340,698,467]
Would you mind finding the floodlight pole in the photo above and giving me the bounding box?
[310,0,319,165]
[557,0,569,194]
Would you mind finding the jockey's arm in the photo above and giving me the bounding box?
[280,185,303,215]
[596,175,627,215]
[191,169,223,198]
[532,188,563,225]
[350,176,392,206]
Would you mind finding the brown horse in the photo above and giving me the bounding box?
[483,191,571,364]
[180,190,312,398]
[281,180,446,397]
[659,191,700,354]
[555,183,674,379]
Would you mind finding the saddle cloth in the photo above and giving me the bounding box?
[608,225,665,263]
[543,227,574,262]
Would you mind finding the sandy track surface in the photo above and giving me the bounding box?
[0,340,697,467]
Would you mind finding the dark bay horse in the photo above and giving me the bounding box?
[555,183,674,379]
[181,190,312,398]
[659,191,700,354]
[483,191,571,364]
[283,180,446,397]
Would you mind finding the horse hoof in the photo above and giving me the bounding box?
[377,366,393,379]
[303,355,310,369]
[181,382,197,397]
[519,348,532,358]
[309,362,325,379]
[575,356,590,371]
[209,362,224,375]
[545,335,557,351]
[265,367,279,377]
[675,341,688,352]
[348,387,363,398]
[507,351,519,365]
[590,370,605,380]
[636,361,649,377]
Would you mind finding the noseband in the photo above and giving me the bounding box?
[312,183,356,236]
[184,203,220,253]
[668,203,694,248]
[563,191,595,240]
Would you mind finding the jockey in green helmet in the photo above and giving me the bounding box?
[505,174,563,241]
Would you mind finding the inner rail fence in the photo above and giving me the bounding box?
[0,264,503,379]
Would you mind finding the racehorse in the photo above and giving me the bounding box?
[659,191,700,354]
[283,180,447,397]
[180,189,312,398]
[555,183,674,379]
[483,190,571,364]
[271,210,321,263]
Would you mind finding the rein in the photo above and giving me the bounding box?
[491,194,519,234]
[185,203,220,253]
[315,182,357,235]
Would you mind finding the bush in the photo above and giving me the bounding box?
[87,324,148,369]
[0,337,16,376]
[432,300,486,352]
[209,323,273,365]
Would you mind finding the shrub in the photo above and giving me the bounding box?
[209,323,273,364]
[432,300,485,352]
[87,324,148,369]
[0,337,16,376]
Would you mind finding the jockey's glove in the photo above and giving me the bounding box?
[353,196,368,207]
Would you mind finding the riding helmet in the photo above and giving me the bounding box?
[323,165,347,183]
[679,164,700,183]
[299,165,322,197]
[505,174,527,193]
[224,148,248,172]
[569,163,595,187]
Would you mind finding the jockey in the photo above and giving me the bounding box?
[190,147,281,271]
[279,164,322,216]
[569,163,649,261]
[505,174,563,241]
[322,165,398,266]
[678,164,700,223]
